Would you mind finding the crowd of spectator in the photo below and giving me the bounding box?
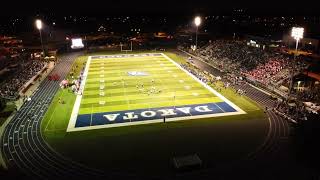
[0,56,15,70]
[275,99,320,124]
[245,56,307,86]
[295,87,320,103]
[245,56,289,84]
[271,77,320,124]
[180,40,308,86]
[0,60,46,99]
[180,40,317,125]
[186,40,270,73]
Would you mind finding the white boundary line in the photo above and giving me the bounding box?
[67,56,91,131]
[66,53,246,132]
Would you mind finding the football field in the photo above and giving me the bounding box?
[67,53,245,131]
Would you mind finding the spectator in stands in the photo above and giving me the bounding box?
[0,59,46,99]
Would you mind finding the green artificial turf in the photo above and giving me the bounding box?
[79,54,222,114]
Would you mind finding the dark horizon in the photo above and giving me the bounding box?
[1,0,320,16]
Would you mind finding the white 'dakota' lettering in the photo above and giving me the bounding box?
[103,114,120,121]
[141,111,157,118]
[158,109,177,116]
[194,105,213,112]
[123,112,139,120]
[176,107,191,114]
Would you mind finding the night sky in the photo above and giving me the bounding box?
[1,0,319,16]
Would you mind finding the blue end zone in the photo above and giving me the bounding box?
[216,102,236,112]
[75,102,238,128]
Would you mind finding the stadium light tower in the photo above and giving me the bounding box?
[35,19,45,57]
[291,27,304,54]
[288,27,304,97]
[194,16,201,50]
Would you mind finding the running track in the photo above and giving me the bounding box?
[0,53,107,180]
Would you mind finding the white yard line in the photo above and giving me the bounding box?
[120,73,131,110]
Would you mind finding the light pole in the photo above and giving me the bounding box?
[194,16,201,50]
[35,19,45,57]
[292,27,304,54]
[288,27,304,97]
